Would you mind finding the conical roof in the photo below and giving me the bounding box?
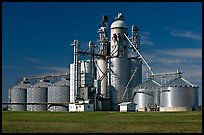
[54,78,70,86]
[12,81,31,89]
[132,79,161,93]
[134,79,161,89]
[164,77,196,87]
[32,79,52,88]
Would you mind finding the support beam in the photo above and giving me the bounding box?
[124,33,153,75]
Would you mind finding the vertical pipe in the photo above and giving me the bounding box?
[89,41,95,86]
[72,40,80,102]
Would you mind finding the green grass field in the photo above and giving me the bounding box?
[2,111,202,133]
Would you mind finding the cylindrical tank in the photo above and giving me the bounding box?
[154,89,161,107]
[133,90,154,111]
[27,79,51,111]
[80,60,93,87]
[110,13,129,111]
[95,58,107,97]
[110,57,129,110]
[48,78,70,112]
[160,77,199,111]
[110,13,128,57]
[81,60,92,74]
[128,57,142,100]
[10,81,31,111]
[132,79,161,111]
[70,62,81,103]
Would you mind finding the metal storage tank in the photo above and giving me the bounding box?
[95,58,108,97]
[80,60,93,87]
[154,87,161,107]
[132,79,161,111]
[48,78,70,112]
[160,77,199,112]
[27,79,52,111]
[110,57,129,110]
[10,81,31,111]
[70,62,81,103]
[81,60,92,74]
[127,57,142,100]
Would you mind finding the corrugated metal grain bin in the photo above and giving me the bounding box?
[10,81,31,111]
[160,77,199,112]
[132,79,161,111]
[48,78,70,111]
[27,79,52,111]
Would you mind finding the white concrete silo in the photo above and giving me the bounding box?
[109,13,129,110]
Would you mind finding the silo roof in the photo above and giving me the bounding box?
[12,81,31,89]
[132,79,161,93]
[163,77,196,87]
[32,80,52,88]
[135,79,161,89]
[54,78,70,86]
[111,20,127,29]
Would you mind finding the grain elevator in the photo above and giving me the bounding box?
[7,13,199,112]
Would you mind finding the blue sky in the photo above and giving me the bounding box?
[2,2,202,105]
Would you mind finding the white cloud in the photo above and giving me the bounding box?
[157,48,202,59]
[140,31,154,46]
[142,62,201,85]
[143,53,184,65]
[142,48,202,66]
[165,27,202,41]
[137,48,202,105]
[182,66,202,81]
[21,57,43,64]
[157,57,183,64]
[2,66,25,69]
[141,48,202,86]
[2,65,69,74]
[33,66,69,74]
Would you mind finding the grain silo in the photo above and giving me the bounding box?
[160,77,199,112]
[80,60,93,87]
[7,12,199,113]
[70,61,81,103]
[127,57,142,101]
[95,58,108,98]
[48,78,70,112]
[109,13,129,110]
[132,79,161,111]
[9,81,31,111]
[27,79,52,111]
